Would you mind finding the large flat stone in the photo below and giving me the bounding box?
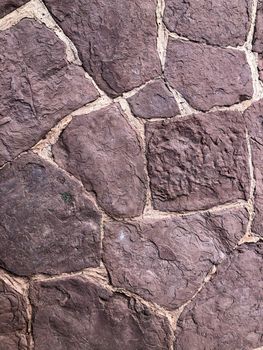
[30,276,172,350]
[164,0,252,47]
[0,0,29,18]
[0,18,99,166]
[174,243,263,350]
[0,278,28,350]
[0,152,101,276]
[103,208,248,309]
[53,104,147,218]
[43,0,161,97]
[146,111,250,212]
[165,39,253,111]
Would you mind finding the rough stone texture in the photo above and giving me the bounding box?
[127,79,180,119]
[164,0,252,47]
[0,279,28,350]
[103,208,248,309]
[0,0,29,18]
[253,0,263,81]
[30,276,172,350]
[43,0,161,97]
[53,104,147,218]
[0,152,101,277]
[146,111,250,212]
[174,243,263,350]
[165,39,253,111]
[0,18,99,166]
[244,99,263,236]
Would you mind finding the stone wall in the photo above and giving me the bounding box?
[0,0,262,349]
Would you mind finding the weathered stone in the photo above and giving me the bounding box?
[174,243,263,350]
[103,208,248,309]
[0,0,29,18]
[253,0,263,81]
[0,278,28,350]
[146,111,249,212]
[164,0,252,47]
[127,79,180,119]
[53,104,147,218]
[30,276,172,350]
[0,18,99,166]
[165,39,253,111]
[0,152,101,276]
[244,99,263,236]
[43,0,161,97]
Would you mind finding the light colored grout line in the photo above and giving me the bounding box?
[156,0,168,70]
[244,0,258,50]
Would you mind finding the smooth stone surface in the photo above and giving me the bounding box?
[53,104,147,218]
[103,208,248,309]
[165,39,253,111]
[0,152,101,276]
[146,111,250,212]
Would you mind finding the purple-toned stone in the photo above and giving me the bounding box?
[0,0,30,18]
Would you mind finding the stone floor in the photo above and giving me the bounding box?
[0,0,262,349]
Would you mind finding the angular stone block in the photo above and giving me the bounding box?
[174,243,263,350]
[43,0,161,97]
[165,39,253,111]
[0,152,101,276]
[127,79,180,119]
[0,0,29,18]
[53,104,147,218]
[146,111,250,212]
[0,18,99,166]
[164,0,252,47]
[30,276,172,350]
[103,208,248,309]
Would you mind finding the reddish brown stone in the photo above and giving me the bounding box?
[165,39,253,111]
[30,276,172,350]
[0,278,28,350]
[43,0,161,97]
[244,99,263,236]
[146,111,250,212]
[127,79,180,119]
[174,243,263,350]
[103,208,248,309]
[164,0,252,47]
[0,0,29,18]
[0,152,101,276]
[0,18,99,166]
[53,104,147,218]
[253,1,263,80]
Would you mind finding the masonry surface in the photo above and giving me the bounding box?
[0,1,262,349]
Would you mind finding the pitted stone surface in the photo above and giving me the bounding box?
[245,99,263,236]
[53,104,147,218]
[174,243,263,350]
[146,111,249,212]
[127,79,180,119]
[0,279,28,350]
[164,0,252,47]
[0,18,99,166]
[103,208,248,309]
[253,0,263,80]
[0,0,29,18]
[0,152,101,276]
[43,0,161,97]
[30,276,172,350]
[165,39,253,111]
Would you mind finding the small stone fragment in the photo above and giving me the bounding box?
[165,39,253,111]
[244,99,263,236]
[103,208,248,309]
[53,104,147,218]
[0,278,28,350]
[30,276,172,350]
[0,0,29,18]
[174,243,263,350]
[0,18,99,166]
[164,0,252,47]
[127,79,180,119]
[146,110,249,212]
[253,0,263,80]
[0,152,101,276]
[43,0,161,97]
